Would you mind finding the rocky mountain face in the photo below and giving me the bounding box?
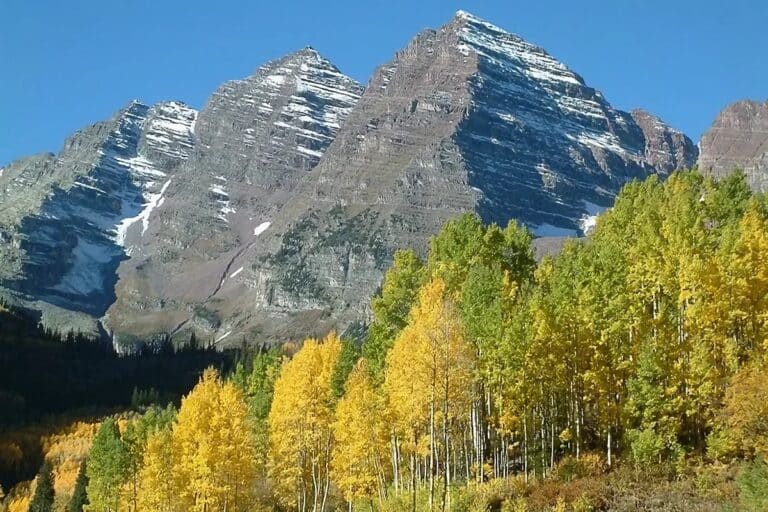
[180,11,697,342]
[0,101,197,332]
[100,48,364,344]
[0,12,697,345]
[698,99,768,191]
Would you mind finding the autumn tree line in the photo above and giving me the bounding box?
[28,170,768,511]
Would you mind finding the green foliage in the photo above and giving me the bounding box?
[232,348,282,420]
[460,263,505,354]
[627,428,667,467]
[627,428,685,476]
[362,249,425,384]
[428,213,535,293]
[85,419,130,512]
[130,387,160,408]
[0,301,232,431]
[8,170,768,512]
[28,462,54,512]
[123,403,177,500]
[736,457,768,511]
[330,337,361,399]
[67,460,89,512]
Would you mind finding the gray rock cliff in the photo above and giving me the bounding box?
[698,99,768,191]
[0,12,697,344]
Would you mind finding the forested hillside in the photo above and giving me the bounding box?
[3,170,768,511]
[0,305,236,500]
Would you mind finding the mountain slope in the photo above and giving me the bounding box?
[0,101,197,332]
[102,48,364,343]
[195,11,697,342]
[0,12,697,344]
[698,99,768,191]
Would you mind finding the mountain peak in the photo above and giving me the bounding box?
[453,9,516,37]
[293,45,322,60]
[0,10,698,344]
[698,98,768,191]
[454,9,479,21]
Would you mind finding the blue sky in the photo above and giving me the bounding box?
[1,0,766,166]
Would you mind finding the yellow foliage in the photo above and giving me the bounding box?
[552,496,567,512]
[384,278,475,454]
[331,361,390,504]
[136,429,175,512]
[42,420,100,499]
[172,368,257,512]
[714,364,768,458]
[7,495,30,512]
[502,497,528,512]
[268,332,342,510]
[0,417,101,512]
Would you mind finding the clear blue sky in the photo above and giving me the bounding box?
[1,0,766,166]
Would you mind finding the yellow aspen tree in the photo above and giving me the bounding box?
[384,309,431,512]
[172,368,257,512]
[384,278,475,512]
[268,332,342,512]
[730,200,768,359]
[136,428,175,512]
[331,360,390,509]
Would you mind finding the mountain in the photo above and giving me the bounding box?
[103,48,363,345]
[171,11,697,343]
[0,12,696,345]
[698,99,768,191]
[0,101,197,333]
[0,48,362,341]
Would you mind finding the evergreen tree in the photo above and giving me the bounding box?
[86,419,129,512]
[67,460,89,512]
[28,462,54,512]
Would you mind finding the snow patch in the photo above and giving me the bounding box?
[209,180,236,222]
[578,200,606,235]
[209,183,227,196]
[52,237,117,295]
[254,221,271,236]
[114,179,172,247]
[266,74,286,86]
[296,145,323,158]
[215,330,232,343]
[229,267,244,278]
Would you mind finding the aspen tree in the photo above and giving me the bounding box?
[268,333,342,512]
[331,361,390,508]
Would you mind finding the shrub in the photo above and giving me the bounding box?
[627,428,685,475]
[706,429,738,462]
[501,497,528,512]
[570,495,594,512]
[450,477,526,512]
[736,457,768,511]
[552,453,606,482]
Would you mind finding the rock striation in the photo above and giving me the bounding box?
[0,12,697,344]
[195,11,697,342]
[698,99,768,191]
